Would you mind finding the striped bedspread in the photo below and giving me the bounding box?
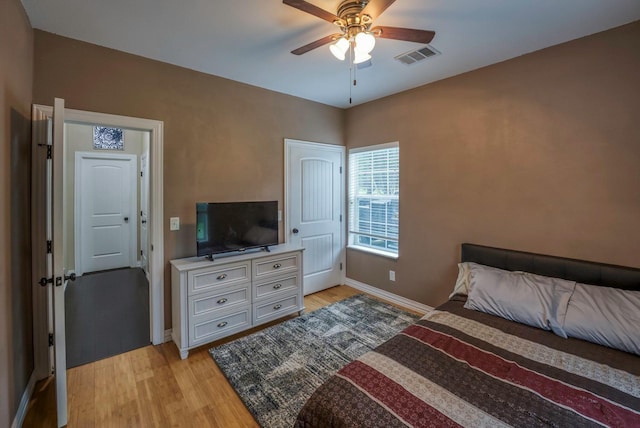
[295,298,640,428]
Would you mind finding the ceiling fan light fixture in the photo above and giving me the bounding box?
[355,31,376,54]
[353,48,372,64]
[329,37,349,60]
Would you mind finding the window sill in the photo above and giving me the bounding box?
[347,245,399,260]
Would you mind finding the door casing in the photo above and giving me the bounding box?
[31,104,165,384]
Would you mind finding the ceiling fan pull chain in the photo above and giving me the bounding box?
[353,56,358,87]
[349,42,353,104]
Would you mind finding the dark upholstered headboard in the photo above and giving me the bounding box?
[461,243,640,291]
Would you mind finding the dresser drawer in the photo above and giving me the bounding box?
[188,261,250,295]
[189,285,250,317]
[253,294,299,325]
[189,306,251,346]
[254,275,299,302]
[253,252,300,282]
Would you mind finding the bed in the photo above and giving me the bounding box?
[295,244,640,427]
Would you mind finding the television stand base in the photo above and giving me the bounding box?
[262,245,271,253]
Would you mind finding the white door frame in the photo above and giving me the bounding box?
[75,151,138,276]
[32,104,165,380]
[284,139,346,286]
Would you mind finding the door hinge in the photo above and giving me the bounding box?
[140,171,143,177]
[339,215,342,222]
[140,250,143,256]
[339,166,342,174]
[46,145,52,159]
[141,210,143,216]
[46,240,52,253]
[340,262,343,271]
[48,333,54,347]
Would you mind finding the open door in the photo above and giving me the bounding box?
[49,97,68,427]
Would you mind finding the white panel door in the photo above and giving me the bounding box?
[52,97,68,427]
[76,152,137,274]
[286,140,344,295]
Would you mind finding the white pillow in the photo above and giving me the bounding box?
[464,266,576,337]
[449,262,507,298]
[563,283,640,355]
[450,262,472,298]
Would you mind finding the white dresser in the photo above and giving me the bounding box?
[170,244,304,359]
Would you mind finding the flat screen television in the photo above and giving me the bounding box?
[196,201,278,259]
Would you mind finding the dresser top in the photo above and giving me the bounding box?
[170,243,304,272]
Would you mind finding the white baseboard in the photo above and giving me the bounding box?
[11,370,37,428]
[164,329,173,343]
[344,277,433,315]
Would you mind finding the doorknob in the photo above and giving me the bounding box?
[292,228,299,234]
[65,273,76,282]
[124,217,129,222]
[141,220,147,224]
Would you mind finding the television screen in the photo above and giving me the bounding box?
[196,201,278,257]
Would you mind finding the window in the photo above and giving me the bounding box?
[348,142,399,257]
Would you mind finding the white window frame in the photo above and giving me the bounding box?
[348,141,399,259]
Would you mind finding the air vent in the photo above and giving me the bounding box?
[395,45,440,65]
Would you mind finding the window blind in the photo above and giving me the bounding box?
[348,143,399,255]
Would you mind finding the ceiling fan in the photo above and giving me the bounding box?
[283,0,436,64]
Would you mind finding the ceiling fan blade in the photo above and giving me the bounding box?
[283,0,340,23]
[372,26,436,44]
[361,0,396,20]
[291,34,341,55]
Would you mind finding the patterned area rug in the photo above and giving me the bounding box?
[209,294,420,428]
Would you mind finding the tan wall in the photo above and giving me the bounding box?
[346,21,640,307]
[64,123,145,271]
[32,20,639,331]
[0,0,34,425]
[32,31,345,327]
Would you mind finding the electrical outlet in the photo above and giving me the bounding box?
[389,270,396,282]
[170,217,180,231]
[278,210,282,222]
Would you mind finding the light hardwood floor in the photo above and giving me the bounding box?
[24,285,371,427]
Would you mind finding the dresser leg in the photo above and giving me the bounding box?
[179,349,189,360]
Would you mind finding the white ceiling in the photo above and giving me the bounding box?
[21,0,640,109]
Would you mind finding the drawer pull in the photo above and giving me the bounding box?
[217,321,228,328]
[216,273,228,280]
[273,263,282,269]
[217,298,228,304]
[273,304,282,310]
[273,284,282,290]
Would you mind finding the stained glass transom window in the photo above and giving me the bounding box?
[93,126,124,150]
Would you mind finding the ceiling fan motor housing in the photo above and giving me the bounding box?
[335,0,373,35]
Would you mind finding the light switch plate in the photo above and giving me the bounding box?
[170,217,180,231]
